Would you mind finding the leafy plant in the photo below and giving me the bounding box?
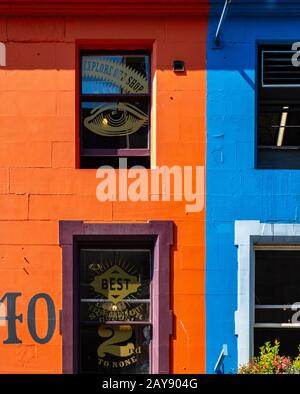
[238,340,300,374]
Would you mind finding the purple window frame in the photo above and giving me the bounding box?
[59,220,174,374]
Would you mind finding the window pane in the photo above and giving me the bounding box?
[81,300,150,323]
[81,55,150,94]
[80,324,151,374]
[255,307,298,324]
[80,249,151,322]
[262,50,300,87]
[254,327,300,358]
[81,101,149,149]
[258,105,300,146]
[80,156,150,170]
[255,250,300,305]
[257,44,300,169]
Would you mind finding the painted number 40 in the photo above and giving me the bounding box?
[0,292,56,344]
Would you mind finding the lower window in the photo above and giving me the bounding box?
[78,247,152,374]
[59,220,173,374]
[254,249,300,357]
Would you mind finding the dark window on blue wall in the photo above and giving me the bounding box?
[257,44,300,169]
[80,51,151,169]
[254,250,300,358]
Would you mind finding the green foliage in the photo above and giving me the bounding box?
[292,345,300,370]
[238,340,300,374]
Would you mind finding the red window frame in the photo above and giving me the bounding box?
[76,41,152,169]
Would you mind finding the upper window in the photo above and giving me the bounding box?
[257,44,300,169]
[79,51,151,169]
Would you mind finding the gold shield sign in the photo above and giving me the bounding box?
[91,265,141,304]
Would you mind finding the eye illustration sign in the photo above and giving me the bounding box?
[82,56,149,139]
[83,102,148,137]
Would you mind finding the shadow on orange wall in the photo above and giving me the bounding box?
[0,15,207,373]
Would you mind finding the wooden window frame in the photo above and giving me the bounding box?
[59,220,174,374]
[235,220,300,365]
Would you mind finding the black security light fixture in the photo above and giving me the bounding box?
[173,60,185,72]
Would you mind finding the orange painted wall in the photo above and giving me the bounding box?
[0,15,207,373]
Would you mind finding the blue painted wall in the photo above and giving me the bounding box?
[206,15,300,373]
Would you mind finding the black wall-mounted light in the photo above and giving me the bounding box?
[173,60,185,73]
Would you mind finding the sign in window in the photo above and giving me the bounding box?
[79,248,152,374]
[79,52,151,169]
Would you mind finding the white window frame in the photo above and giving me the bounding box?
[235,220,300,367]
